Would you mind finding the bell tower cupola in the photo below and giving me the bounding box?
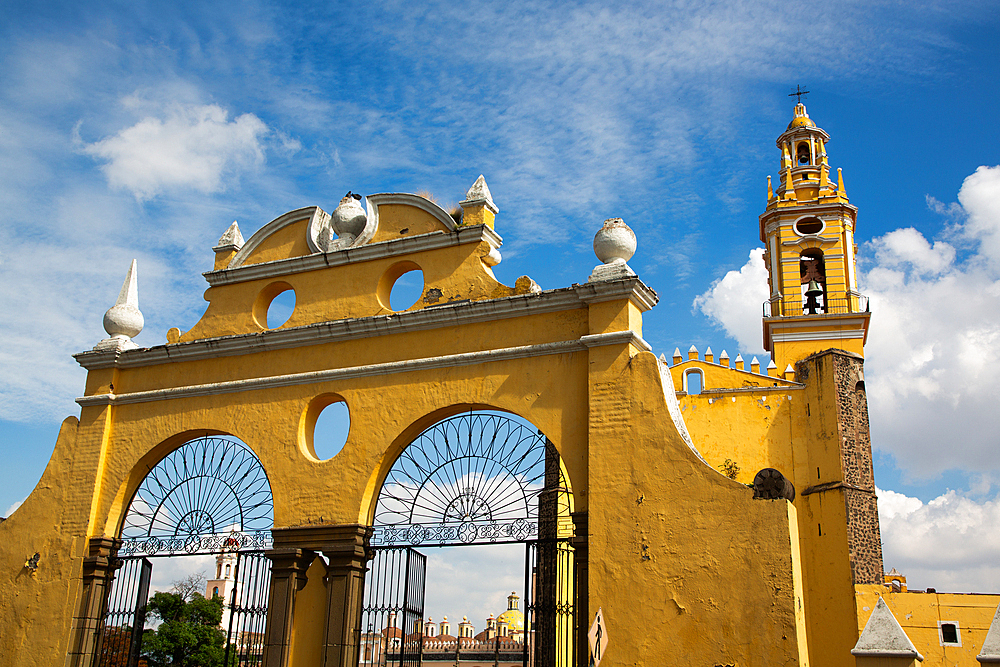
[760,101,870,370]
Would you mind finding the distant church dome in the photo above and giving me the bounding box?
[497,591,524,632]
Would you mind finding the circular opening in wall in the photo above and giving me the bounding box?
[377,261,425,312]
[312,400,350,461]
[795,217,823,235]
[390,269,423,311]
[266,288,296,329]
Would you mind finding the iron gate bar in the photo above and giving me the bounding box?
[223,551,272,666]
[93,556,151,667]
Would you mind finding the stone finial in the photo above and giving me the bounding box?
[735,353,745,370]
[978,603,1000,663]
[462,175,498,213]
[704,346,714,363]
[672,348,683,365]
[719,350,730,367]
[784,364,795,381]
[215,221,244,251]
[95,260,143,352]
[767,359,778,376]
[332,192,368,244]
[852,597,923,660]
[838,167,847,197]
[589,218,637,282]
[658,353,668,365]
[688,345,698,360]
[460,175,499,228]
[213,221,245,270]
[750,357,760,373]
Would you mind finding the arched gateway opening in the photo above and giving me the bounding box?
[94,435,274,667]
[361,412,578,667]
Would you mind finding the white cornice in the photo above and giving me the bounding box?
[769,329,866,342]
[75,330,650,407]
[74,277,658,371]
[203,225,503,287]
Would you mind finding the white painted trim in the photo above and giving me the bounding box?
[203,225,502,287]
[769,329,866,342]
[846,226,857,291]
[75,278,658,371]
[230,206,329,269]
[75,331,649,407]
[766,317,868,330]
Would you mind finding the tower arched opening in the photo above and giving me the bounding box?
[799,249,827,314]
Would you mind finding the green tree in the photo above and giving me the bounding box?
[142,591,232,667]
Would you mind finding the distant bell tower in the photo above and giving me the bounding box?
[760,101,870,369]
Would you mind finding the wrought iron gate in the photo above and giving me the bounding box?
[93,550,272,667]
[359,412,581,667]
[222,550,272,666]
[525,539,577,667]
[93,556,151,667]
[92,435,276,667]
[359,547,427,667]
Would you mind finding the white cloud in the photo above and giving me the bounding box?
[878,487,1000,592]
[692,248,769,355]
[863,166,1000,476]
[82,103,269,200]
[694,166,1000,479]
[3,500,24,517]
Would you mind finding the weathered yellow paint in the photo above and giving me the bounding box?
[241,218,313,266]
[856,586,1000,666]
[369,203,451,244]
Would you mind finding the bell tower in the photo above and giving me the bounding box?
[760,102,870,369]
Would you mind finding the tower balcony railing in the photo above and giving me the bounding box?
[763,294,869,318]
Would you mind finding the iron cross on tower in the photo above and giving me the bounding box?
[789,85,810,103]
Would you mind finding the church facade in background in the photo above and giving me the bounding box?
[2,103,999,667]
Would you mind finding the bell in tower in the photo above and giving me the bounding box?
[759,99,871,370]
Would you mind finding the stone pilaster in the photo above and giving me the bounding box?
[270,524,372,667]
[67,537,120,667]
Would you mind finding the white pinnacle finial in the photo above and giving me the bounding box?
[95,259,143,351]
[461,175,499,214]
[215,221,244,250]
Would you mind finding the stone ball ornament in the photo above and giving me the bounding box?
[593,218,636,265]
[104,300,144,340]
[331,191,367,243]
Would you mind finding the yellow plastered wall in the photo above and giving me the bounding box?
[0,197,810,667]
[671,351,871,667]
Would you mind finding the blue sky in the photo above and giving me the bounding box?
[3,0,1000,595]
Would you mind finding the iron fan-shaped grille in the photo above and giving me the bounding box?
[119,436,273,555]
[372,412,567,546]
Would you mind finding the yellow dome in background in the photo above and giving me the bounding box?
[787,102,816,129]
[497,591,525,632]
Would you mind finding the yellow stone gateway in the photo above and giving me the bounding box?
[0,108,997,667]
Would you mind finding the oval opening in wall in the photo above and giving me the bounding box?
[390,268,424,311]
[267,288,296,329]
[313,400,350,461]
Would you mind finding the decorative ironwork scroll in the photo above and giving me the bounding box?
[119,435,273,555]
[372,412,568,546]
